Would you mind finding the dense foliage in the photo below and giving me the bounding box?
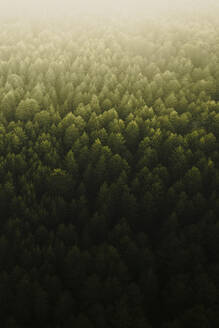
[0,16,219,328]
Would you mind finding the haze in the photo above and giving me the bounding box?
[0,0,218,20]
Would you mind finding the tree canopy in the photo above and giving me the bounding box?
[0,13,219,328]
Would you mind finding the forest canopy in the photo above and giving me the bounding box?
[0,2,219,328]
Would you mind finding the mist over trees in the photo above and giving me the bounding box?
[0,4,219,328]
[1,0,219,20]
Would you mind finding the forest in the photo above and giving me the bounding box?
[0,7,219,328]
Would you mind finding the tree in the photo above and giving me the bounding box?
[15,98,39,121]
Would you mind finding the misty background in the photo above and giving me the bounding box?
[0,0,219,20]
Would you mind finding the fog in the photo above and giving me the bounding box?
[0,0,218,20]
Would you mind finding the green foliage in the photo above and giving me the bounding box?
[0,14,218,328]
